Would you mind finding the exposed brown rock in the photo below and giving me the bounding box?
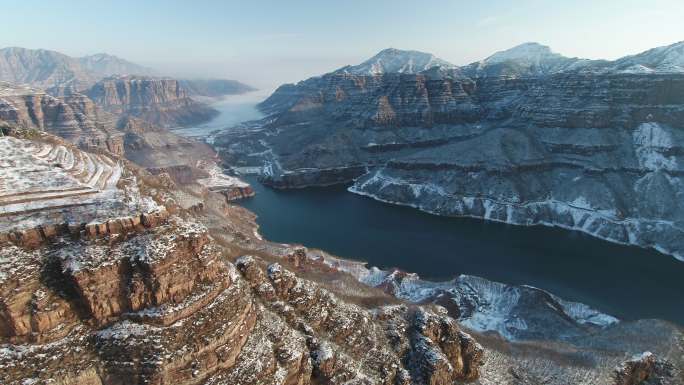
[235,256,485,384]
[0,82,124,155]
[86,75,218,128]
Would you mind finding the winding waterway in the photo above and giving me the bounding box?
[183,97,684,325]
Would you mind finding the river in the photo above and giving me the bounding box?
[181,96,684,325]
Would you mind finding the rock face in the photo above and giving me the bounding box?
[0,82,123,155]
[0,132,486,385]
[235,256,484,384]
[86,75,219,128]
[2,132,683,385]
[215,41,684,259]
[0,47,152,91]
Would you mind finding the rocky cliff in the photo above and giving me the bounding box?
[87,75,219,128]
[0,131,488,385]
[0,82,123,155]
[215,41,684,260]
[2,129,682,384]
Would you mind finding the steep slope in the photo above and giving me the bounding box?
[0,132,486,385]
[215,41,684,259]
[86,75,219,127]
[1,131,681,385]
[0,79,220,182]
[78,52,154,78]
[0,81,123,155]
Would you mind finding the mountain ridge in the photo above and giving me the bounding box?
[0,46,152,89]
[219,39,684,261]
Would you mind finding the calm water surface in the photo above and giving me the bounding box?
[171,91,267,139]
[239,177,684,324]
[174,98,684,325]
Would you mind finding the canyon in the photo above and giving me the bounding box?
[215,41,684,261]
[1,124,682,385]
[0,43,683,385]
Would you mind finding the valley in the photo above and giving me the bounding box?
[1,32,683,384]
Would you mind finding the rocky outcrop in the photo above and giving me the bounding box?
[2,132,683,385]
[0,133,486,384]
[195,161,255,201]
[0,82,123,155]
[87,76,218,128]
[235,256,484,384]
[216,41,684,259]
[613,352,680,385]
[0,134,164,248]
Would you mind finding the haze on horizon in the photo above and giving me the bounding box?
[2,0,683,89]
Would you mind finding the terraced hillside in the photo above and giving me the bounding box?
[0,134,161,244]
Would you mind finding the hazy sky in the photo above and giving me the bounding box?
[2,0,683,88]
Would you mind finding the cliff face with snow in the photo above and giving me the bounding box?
[0,132,488,385]
[216,41,684,259]
[2,118,681,385]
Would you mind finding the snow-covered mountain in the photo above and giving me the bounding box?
[299,41,684,81]
[337,48,455,75]
[607,41,684,74]
[485,42,565,64]
[462,42,589,77]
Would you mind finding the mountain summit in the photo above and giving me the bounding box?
[338,48,455,75]
[464,42,587,77]
[483,42,565,65]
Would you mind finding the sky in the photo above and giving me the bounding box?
[1,0,683,89]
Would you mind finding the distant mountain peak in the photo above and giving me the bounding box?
[339,48,455,75]
[484,42,564,64]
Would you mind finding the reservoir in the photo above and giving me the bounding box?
[184,97,684,325]
[239,177,684,325]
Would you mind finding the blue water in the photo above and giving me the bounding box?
[170,91,267,139]
[172,99,684,325]
[239,177,684,325]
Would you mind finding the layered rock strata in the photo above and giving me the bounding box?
[0,133,487,385]
[0,134,163,247]
[0,82,123,155]
[216,42,684,259]
[87,76,218,128]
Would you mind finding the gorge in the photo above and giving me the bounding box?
[216,41,684,262]
[1,36,683,384]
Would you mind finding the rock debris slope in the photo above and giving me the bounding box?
[215,41,684,259]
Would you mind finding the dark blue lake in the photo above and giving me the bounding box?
[177,98,684,325]
[239,177,684,325]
